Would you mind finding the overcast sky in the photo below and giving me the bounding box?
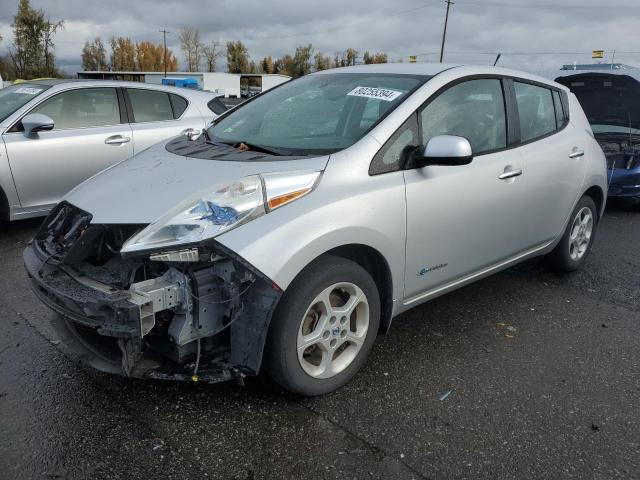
[1,0,639,74]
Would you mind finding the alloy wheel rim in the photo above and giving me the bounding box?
[296,282,369,379]
[569,207,593,261]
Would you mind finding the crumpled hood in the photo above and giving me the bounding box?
[65,138,330,224]
[555,73,640,131]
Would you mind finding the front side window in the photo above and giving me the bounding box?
[420,79,507,155]
[30,87,119,130]
[0,83,51,123]
[514,82,556,142]
[127,89,174,123]
[208,73,427,155]
[370,114,419,175]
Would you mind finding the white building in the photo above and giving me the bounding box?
[77,71,291,98]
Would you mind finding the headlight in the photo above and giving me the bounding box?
[121,171,321,254]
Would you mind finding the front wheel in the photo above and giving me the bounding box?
[547,195,598,272]
[265,256,380,396]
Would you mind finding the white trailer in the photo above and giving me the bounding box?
[81,71,291,98]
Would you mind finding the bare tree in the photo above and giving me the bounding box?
[179,27,203,71]
[202,41,223,72]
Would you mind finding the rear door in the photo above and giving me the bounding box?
[124,88,205,153]
[511,80,586,245]
[403,78,526,301]
[2,86,133,210]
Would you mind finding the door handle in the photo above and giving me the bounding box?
[104,135,131,145]
[568,149,585,159]
[498,168,523,180]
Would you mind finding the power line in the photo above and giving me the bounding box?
[459,0,640,10]
[389,49,640,63]
[245,0,443,41]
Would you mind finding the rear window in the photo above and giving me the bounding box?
[207,97,227,115]
[514,82,557,142]
[169,94,188,118]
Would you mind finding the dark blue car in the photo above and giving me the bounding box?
[552,64,640,205]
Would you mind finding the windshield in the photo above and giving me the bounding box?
[0,83,51,123]
[208,73,428,155]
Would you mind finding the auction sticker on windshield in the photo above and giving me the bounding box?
[347,86,403,102]
[14,87,43,95]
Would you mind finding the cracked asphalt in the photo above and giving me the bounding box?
[0,205,639,480]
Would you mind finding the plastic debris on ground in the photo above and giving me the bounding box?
[439,389,453,401]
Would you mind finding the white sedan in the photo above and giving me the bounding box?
[0,80,226,221]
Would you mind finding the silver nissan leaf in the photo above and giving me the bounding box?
[25,64,607,395]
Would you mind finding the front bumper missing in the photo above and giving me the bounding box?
[24,222,281,384]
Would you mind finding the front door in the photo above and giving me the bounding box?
[2,87,133,211]
[404,78,526,302]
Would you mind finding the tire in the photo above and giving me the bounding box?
[547,195,598,272]
[265,255,380,396]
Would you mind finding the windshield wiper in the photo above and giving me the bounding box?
[225,140,293,156]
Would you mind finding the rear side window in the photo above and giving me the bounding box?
[207,97,227,115]
[552,90,565,129]
[169,94,188,119]
[514,82,556,142]
[127,89,173,123]
[30,87,120,130]
[420,79,507,155]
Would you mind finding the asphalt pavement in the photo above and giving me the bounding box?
[0,205,638,480]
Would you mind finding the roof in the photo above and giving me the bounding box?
[11,78,223,99]
[312,63,567,91]
[79,71,290,78]
[314,62,464,76]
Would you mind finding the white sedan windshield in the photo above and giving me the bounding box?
[208,73,428,155]
[0,83,50,123]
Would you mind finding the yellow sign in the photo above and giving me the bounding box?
[592,50,605,59]
[409,55,417,63]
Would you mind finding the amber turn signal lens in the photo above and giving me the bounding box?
[267,188,311,210]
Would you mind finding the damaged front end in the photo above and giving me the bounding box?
[24,202,281,384]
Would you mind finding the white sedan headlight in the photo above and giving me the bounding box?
[121,171,320,254]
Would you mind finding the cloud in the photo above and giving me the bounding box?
[1,0,639,74]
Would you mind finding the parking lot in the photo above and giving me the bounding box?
[0,204,637,480]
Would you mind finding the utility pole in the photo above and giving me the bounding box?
[439,0,454,63]
[160,29,170,77]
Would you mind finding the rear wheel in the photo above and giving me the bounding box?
[547,195,597,272]
[265,256,380,396]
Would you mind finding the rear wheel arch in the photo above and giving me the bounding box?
[583,185,605,216]
[0,186,8,222]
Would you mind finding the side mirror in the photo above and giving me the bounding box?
[22,113,54,137]
[413,135,473,167]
